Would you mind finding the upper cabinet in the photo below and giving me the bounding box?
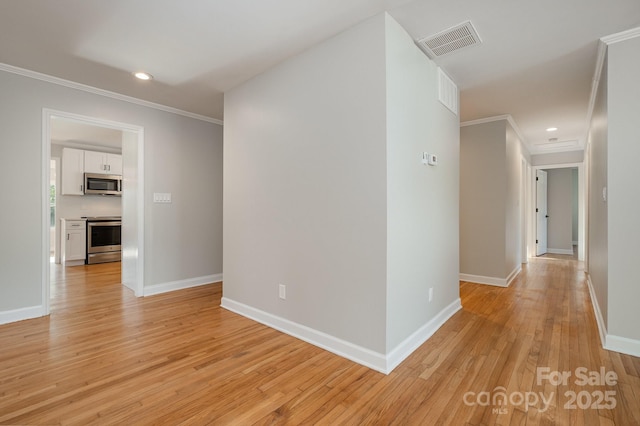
[61,148,85,195]
[84,151,123,175]
[61,148,123,195]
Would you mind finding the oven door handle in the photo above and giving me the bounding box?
[88,221,121,227]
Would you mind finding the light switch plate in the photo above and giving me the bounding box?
[153,192,172,203]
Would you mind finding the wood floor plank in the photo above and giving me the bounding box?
[0,258,638,425]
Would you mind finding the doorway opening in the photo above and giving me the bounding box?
[42,109,145,315]
[532,163,584,261]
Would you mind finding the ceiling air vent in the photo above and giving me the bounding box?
[533,139,580,151]
[416,21,482,58]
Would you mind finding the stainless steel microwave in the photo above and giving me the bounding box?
[84,173,122,196]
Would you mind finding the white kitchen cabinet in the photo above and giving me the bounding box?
[108,154,123,175]
[61,148,85,195]
[60,219,86,266]
[85,151,123,175]
[83,151,103,174]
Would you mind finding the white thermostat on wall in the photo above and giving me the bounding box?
[422,152,438,166]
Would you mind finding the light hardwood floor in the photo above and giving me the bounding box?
[0,258,638,425]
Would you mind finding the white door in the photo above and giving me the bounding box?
[536,170,548,256]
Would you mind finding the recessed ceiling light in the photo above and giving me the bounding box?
[546,127,558,132]
[134,72,153,81]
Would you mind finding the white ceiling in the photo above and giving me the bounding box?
[50,117,123,150]
[2,0,639,155]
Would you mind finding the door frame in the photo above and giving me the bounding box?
[521,159,530,263]
[531,162,585,261]
[50,156,61,264]
[42,109,145,314]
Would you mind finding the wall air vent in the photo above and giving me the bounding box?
[416,21,482,58]
[438,68,458,115]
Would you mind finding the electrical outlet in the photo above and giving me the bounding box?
[279,284,286,300]
[429,287,434,302]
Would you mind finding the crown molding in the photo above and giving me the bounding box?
[592,40,608,84]
[601,26,640,45]
[584,27,640,149]
[0,62,224,126]
[583,40,608,150]
[460,114,511,128]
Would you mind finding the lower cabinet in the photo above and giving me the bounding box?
[61,219,86,266]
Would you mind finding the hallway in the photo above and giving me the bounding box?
[0,258,638,424]
[456,256,639,424]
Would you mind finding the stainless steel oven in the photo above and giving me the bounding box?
[86,217,122,264]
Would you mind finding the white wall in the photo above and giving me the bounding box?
[586,34,640,356]
[223,14,389,353]
[460,121,507,280]
[384,15,460,353]
[587,51,609,331]
[607,35,640,344]
[223,13,460,370]
[145,115,223,288]
[531,150,584,166]
[572,168,579,243]
[505,122,523,277]
[546,168,574,252]
[122,130,139,293]
[0,68,223,318]
[460,119,526,285]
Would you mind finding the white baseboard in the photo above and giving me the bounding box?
[0,305,46,325]
[460,265,521,288]
[586,274,607,348]
[221,297,387,373]
[586,274,640,358]
[547,248,574,255]
[506,265,522,286]
[221,297,461,375]
[459,273,508,287]
[386,298,462,372]
[143,273,222,296]
[1,273,224,323]
[605,335,640,358]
